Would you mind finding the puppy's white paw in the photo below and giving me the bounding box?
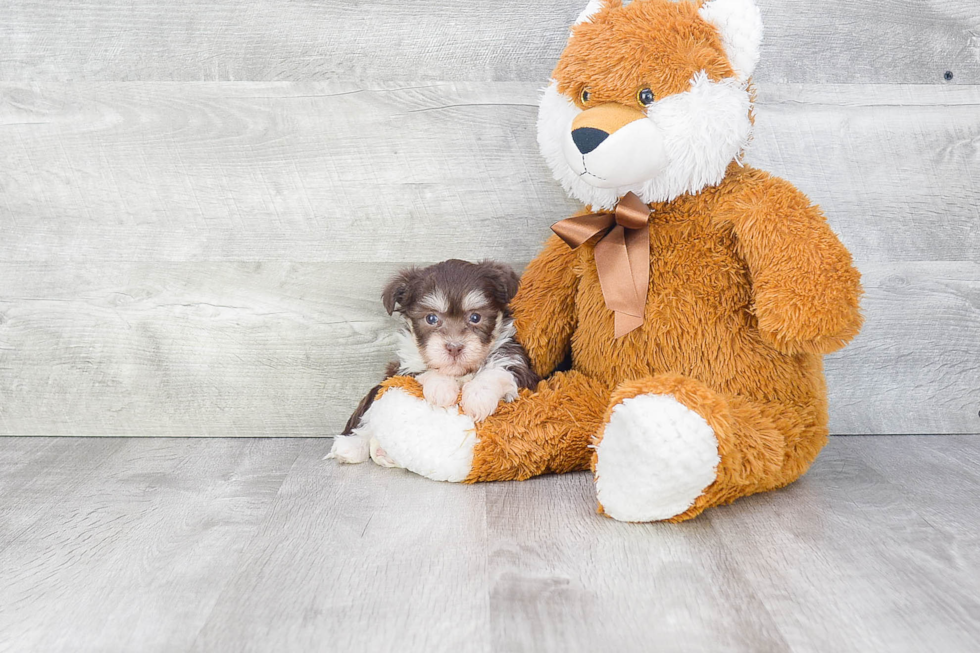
[369,437,398,468]
[325,434,370,464]
[420,372,460,408]
[460,383,498,422]
[461,369,518,422]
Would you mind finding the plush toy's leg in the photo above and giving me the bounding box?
[367,372,611,483]
[465,371,610,481]
[593,374,825,522]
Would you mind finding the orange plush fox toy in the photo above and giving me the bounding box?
[359,0,863,521]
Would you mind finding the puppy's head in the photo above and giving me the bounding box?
[383,260,519,377]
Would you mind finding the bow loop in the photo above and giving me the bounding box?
[551,192,652,338]
[614,192,652,230]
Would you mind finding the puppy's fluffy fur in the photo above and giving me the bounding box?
[327,259,538,466]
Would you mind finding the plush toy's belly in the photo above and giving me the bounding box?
[570,218,820,404]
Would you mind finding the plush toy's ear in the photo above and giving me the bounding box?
[381,268,419,316]
[478,261,521,306]
[698,0,763,82]
[574,0,621,25]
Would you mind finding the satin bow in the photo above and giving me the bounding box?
[551,192,652,338]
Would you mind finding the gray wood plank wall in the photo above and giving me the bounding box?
[1,2,978,436]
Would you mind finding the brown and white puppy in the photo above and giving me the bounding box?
[327,259,538,466]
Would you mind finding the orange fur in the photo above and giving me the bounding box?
[505,161,860,520]
[556,0,735,110]
[377,0,862,521]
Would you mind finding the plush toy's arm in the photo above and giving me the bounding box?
[511,234,580,378]
[725,174,863,355]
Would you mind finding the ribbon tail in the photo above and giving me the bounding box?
[593,226,629,313]
[614,312,645,338]
[623,225,649,319]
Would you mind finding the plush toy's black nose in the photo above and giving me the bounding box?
[571,127,609,154]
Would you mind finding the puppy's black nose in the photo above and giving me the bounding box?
[571,127,609,154]
[445,343,464,358]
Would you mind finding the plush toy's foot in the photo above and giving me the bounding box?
[369,437,398,468]
[368,382,477,482]
[594,385,720,522]
[325,433,371,464]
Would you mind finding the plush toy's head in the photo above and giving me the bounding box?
[538,0,763,210]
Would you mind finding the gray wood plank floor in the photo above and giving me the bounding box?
[2,436,978,653]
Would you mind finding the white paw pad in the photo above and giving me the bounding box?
[594,394,720,522]
[325,434,370,464]
[421,372,461,408]
[461,369,517,422]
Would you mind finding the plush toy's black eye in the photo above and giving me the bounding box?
[580,88,592,104]
[468,313,481,324]
[637,87,655,106]
[425,313,439,325]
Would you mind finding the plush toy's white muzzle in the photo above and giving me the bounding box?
[538,75,753,210]
[561,117,668,190]
[538,0,763,210]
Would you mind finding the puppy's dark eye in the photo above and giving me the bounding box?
[637,87,655,106]
[425,313,439,325]
[580,87,591,105]
[468,313,481,324]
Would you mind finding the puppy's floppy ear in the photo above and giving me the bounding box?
[479,261,521,305]
[381,268,419,315]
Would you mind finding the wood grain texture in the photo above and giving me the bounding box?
[706,436,980,652]
[0,438,307,653]
[0,438,127,547]
[2,82,978,263]
[1,260,977,436]
[1,84,977,436]
[2,436,980,652]
[484,475,790,652]
[826,261,980,435]
[0,262,399,436]
[1,1,977,84]
[191,444,491,653]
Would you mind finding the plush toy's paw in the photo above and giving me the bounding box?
[369,437,398,468]
[461,369,518,422]
[420,371,461,408]
[325,433,370,464]
[368,387,476,482]
[594,394,720,522]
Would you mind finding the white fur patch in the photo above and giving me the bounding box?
[369,437,398,468]
[484,317,513,360]
[419,370,461,408]
[394,327,428,375]
[368,388,477,483]
[461,289,488,312]
[574,0,606,25]
[461,368,519,422]
[561,117,667,189]
[594,394,720,522]
[419,290,449,313]
[538,74,753,209]
[325,432,370,464]
[699,0,764,82]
